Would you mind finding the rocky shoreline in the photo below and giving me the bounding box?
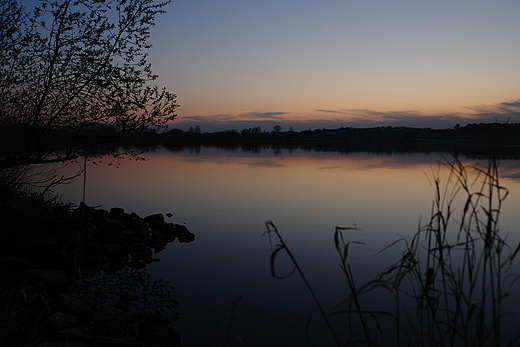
[0,197,194,346]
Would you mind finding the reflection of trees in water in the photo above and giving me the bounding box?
[161,139,520,161]
[74,267,178,339]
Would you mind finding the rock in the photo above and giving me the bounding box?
[144,213,165,224]
[105,217,129,230]
[2,199,190,347]
[160,223,177,235]
[150,229,175,244]
[174,225,196,243]
[144,213,167,232]
[109,207,125,217]
[76,202,99,214]
[127,220,149,244]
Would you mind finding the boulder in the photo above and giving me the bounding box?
[144,213,167,232]
[144,213,165,224]
[174,225,196,243]
[109,207,126,218]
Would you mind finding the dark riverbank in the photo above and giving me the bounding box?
[0,193,194,346]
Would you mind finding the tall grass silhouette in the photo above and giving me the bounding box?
[265,157,520,346]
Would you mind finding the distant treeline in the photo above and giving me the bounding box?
[4,122,519,162]
[156,123,520,156]
[161,122,520,141]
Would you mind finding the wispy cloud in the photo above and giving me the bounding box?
[315,109,348,115]
[171,111,294,132]
[315,99,520,127]
[465,99,520,123]
[315,109,469,128]
[238,112,289,120]
[178,114,233,122]
[177,111,290,123]
[170,98,520,132]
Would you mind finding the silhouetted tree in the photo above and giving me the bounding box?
[0,0,177,171]
[241,127,262,135]
[273,125,282,133]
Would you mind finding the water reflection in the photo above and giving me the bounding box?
[54,147,520,346]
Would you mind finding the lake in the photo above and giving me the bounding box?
[54,146,520,346]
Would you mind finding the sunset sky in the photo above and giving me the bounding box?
[144,0,520,132]
[18,0,503,132]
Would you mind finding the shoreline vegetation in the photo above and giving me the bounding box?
[99,122,520,158]
[4,121,517,170]
[159,122,520,151]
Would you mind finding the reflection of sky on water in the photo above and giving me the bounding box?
[54,148,520,346]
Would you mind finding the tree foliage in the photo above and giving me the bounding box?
[0,0,177,170]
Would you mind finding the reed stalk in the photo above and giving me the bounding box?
[265,156,520,346]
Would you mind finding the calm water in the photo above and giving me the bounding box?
[55,147,520,346]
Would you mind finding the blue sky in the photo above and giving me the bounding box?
[145,0,520,131]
